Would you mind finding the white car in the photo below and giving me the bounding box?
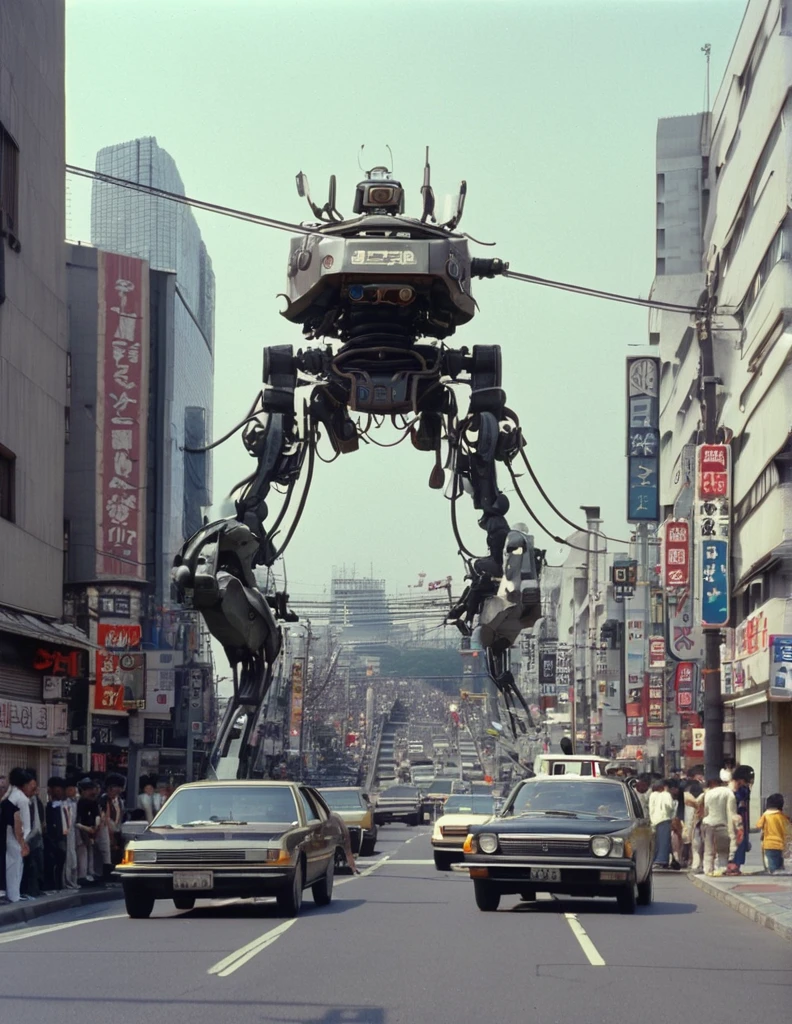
[431,794,497,870]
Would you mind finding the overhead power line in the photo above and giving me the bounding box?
[66,165,703,315]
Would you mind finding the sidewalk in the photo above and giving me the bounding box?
[0,885,123,929]
[687,837,792,942]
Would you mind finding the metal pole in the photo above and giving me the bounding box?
[297,622,311,781]
[698,312,724,779]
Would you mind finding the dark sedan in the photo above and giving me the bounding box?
[461,776,654,914]
[374,785,421,826]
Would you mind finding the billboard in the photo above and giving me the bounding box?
[96,251,149,579]
[695,445,731,628]
[626,357,660,522]
[94,623,143,713]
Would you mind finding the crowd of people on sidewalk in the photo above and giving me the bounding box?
[635,764,790,877]
[0,769,173,905]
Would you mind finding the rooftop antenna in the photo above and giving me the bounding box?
[420,146,435,223]
[701,43,711,111]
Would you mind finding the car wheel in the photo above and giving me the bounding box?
[312,856,335,907]
[434,852,453,872]
[408,814,419,827]
[617,882,637,915]
[473,880,501,912]
[172,895,196,911]
[637,870,653,907]
[519,890,537,902]
[124,887,155,919]
[277,860,304,917]
[360,838,376,857]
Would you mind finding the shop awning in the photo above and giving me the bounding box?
[723,686,768,710]
[0,606,101,652]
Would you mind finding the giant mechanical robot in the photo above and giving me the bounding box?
[173,155,544,778]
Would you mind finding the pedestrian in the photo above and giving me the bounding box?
[726,766,753,875]
[22,772,46,898]
[62,778,79,888]
[649,780,675,869]
[75,778,100,885]
[668,780,684,870]
[44,777,68,890]
[3,769,35,903]
[684,778,704,873]
[702,777,737,876]
[756,793,790,874]
[96,773,126,882]
[633,776,651,818]
[138,775,163,823]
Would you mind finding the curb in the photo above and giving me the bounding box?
[0,887,124,929]
[688,873,792,942]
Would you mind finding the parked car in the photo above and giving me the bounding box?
[461,775,654,914]
[116,780,345,919]
[319,786,378,856]
[374,785,422,826]
[431,795,497,870]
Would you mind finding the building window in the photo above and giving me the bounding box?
[0,444,16,522]
[0,123,20,241]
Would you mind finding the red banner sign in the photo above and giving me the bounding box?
[649,637,666,669]
[697,445,729,498]
[674,661,696,715]
[96,252,149,579]
[663,519,690,588]
[94,623,142,714]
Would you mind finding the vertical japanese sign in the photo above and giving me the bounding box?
[94,623,142,713]
[538,648,557,696]
[288,658,305,749]
[96,252,149,579]
[695,445,731,628]
[626,357,660,522]
[674,662,696,714]
[663,519,690,588]
[769,636,792,700]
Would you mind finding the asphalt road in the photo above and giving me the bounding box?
[1,825,789,1024]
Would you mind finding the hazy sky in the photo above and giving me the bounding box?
[65,0,746,598]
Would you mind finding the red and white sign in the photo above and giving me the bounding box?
[663,519,690,588]
[649,637,666,669]
[96,252,149,579]
[94,623,142,714]
[674,661,696,715]
[697,445,730,498]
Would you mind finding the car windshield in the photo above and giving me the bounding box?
[506,780,630,819]
[151,785,299,827]
[381,786,418,798]
[320,790,364,811]
[471,785,492,795]
[442,796,495,815]
[428,780,454,794]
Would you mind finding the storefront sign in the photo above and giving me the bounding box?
[32,648,82,676]
[0,700,65,739]
[555,645,572,693]
[691,728,705,752]
[667,586,705,662]
[724,599,788,694]
[695,445,731,628]
[769,635,792,700]
[626,357,660,522]
[289,658,305,748]
[144,651,181,714]
[539,647,557,696]
[94,623,142,714]
[96,251,149,580]
[645,674,665,727]
[649,637,666,669]
[674,662,696,714]
[662,519,690,588]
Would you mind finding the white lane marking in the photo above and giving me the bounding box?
[358,855,390,877]
[0,913,127,946]
[386,859,435,865]
[207,919,297,977]
[563,913,606,967]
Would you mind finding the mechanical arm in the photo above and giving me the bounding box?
[173,156,544,777]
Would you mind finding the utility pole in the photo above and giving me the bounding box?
[697,310,724,778]
[297,620,312,781]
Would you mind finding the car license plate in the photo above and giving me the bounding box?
[530,867,560,882]
[173,871,213,890]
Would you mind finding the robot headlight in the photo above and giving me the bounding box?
[354,180,404,215]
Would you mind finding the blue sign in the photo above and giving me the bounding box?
[770,635,792,700]
[700,539,729,626]
[628,456,659,521]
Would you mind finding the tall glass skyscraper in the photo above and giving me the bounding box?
[91,137,215,606]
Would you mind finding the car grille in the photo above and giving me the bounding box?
[497,837,592,857]
[154,849,248,865]
[441,826,470,837]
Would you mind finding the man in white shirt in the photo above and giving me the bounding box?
[649,780,675,868]
[702,779,737,876]
[4,769,35,902]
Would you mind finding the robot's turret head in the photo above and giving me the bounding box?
[352,167,405,216]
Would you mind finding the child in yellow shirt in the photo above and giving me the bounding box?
[756,793,790,874]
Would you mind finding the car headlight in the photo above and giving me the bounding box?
[246,849,291,863]
[609,838,625,858]
[131,849,157,864]
[478,833,499,855]
[591,836,612,857]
